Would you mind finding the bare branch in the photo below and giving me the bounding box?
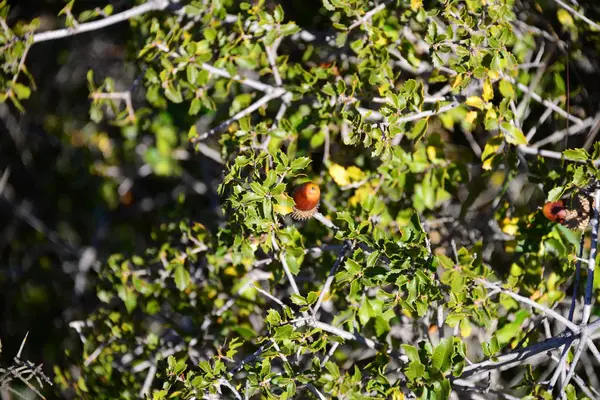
[271,235,301,296]
[518,145,600,166]
[476,279,579,332]
[582,189,600,325]
[32,0,172,43]
[347,3,387,31]
[313,241,353,315]
[191,88,287,143]
[549,0,600,31]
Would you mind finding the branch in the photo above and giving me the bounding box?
[347,2,388,31]
[199,62,278,93]
[457,334,575,380]
[513,81,584,126]
[582,189,600,325]
[90,91,136,122]
[312,240,353,315]
[476,279,579,332]
[531,115,598,148]
[549,0,600,31]
[32,0,172,44]
[517,145,600,166]
[271,235,301,296]
[191,88,287,143]
[568,235,586,322]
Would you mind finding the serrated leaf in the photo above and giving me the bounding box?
[563,148,589,161]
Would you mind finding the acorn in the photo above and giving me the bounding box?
[290,182,320,220]
[542,193,593,231]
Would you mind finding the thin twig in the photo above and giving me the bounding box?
[347,3,388,31]
[532,115,598,148]
[568,235,585,322]
[518,145,600,166]
[525,98,558,141]
[476,279,579,332]
[513,81,584,126]
[271,235,301,296]
[192,88,286,143]
[313,241,353,315]
[582,189,600,325]
[90,91,136,121]
[549,0,600,30]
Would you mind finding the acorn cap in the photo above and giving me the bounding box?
[543,193,594,231]
[291,203,319,220]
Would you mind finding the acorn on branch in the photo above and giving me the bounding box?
[542,193,594,231]
[290,182,320,220]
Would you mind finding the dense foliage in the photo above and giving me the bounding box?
[2,0,600,399]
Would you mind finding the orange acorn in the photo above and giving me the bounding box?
[291,182,320,220]
[542,193,593,231]
[543,200,567,224]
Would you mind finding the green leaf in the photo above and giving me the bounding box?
[432,338,453,373]
[563,148,589,162]
[500,122,527,145]
[12,82,31,99]
[290,157,311,171]
[265,309,281,326]
[401,344,420,362]
[174,265,191,291]
[547,186,564,202]
[187,65,198,84]
[498,80,514,98]
[290,293,306,305]
[273,5,284,22]
[404,360,425,382]
[408,118,429,142]
[164,83,183,103]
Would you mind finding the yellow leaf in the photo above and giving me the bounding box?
[451,74,463,90]
[410,0,423,11]
[466,96,485,110]
[557,9,574,27]
[481,138,502,171]
[485,108,497,122]
[482,78,494,101]
[346,166,366,181]
[530,290,542,301]
[274,204,292,215]
[329,163,351,186]
[465,111,478,124]
[510,263,523,276]
[224,266,238,276]
[482,159,494,171]
[460,319,472,338]
[490,171,505,186]
[501,217,519,235]
[426,145,437,160]
[349,184,374,206]
[488,70,500,81]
